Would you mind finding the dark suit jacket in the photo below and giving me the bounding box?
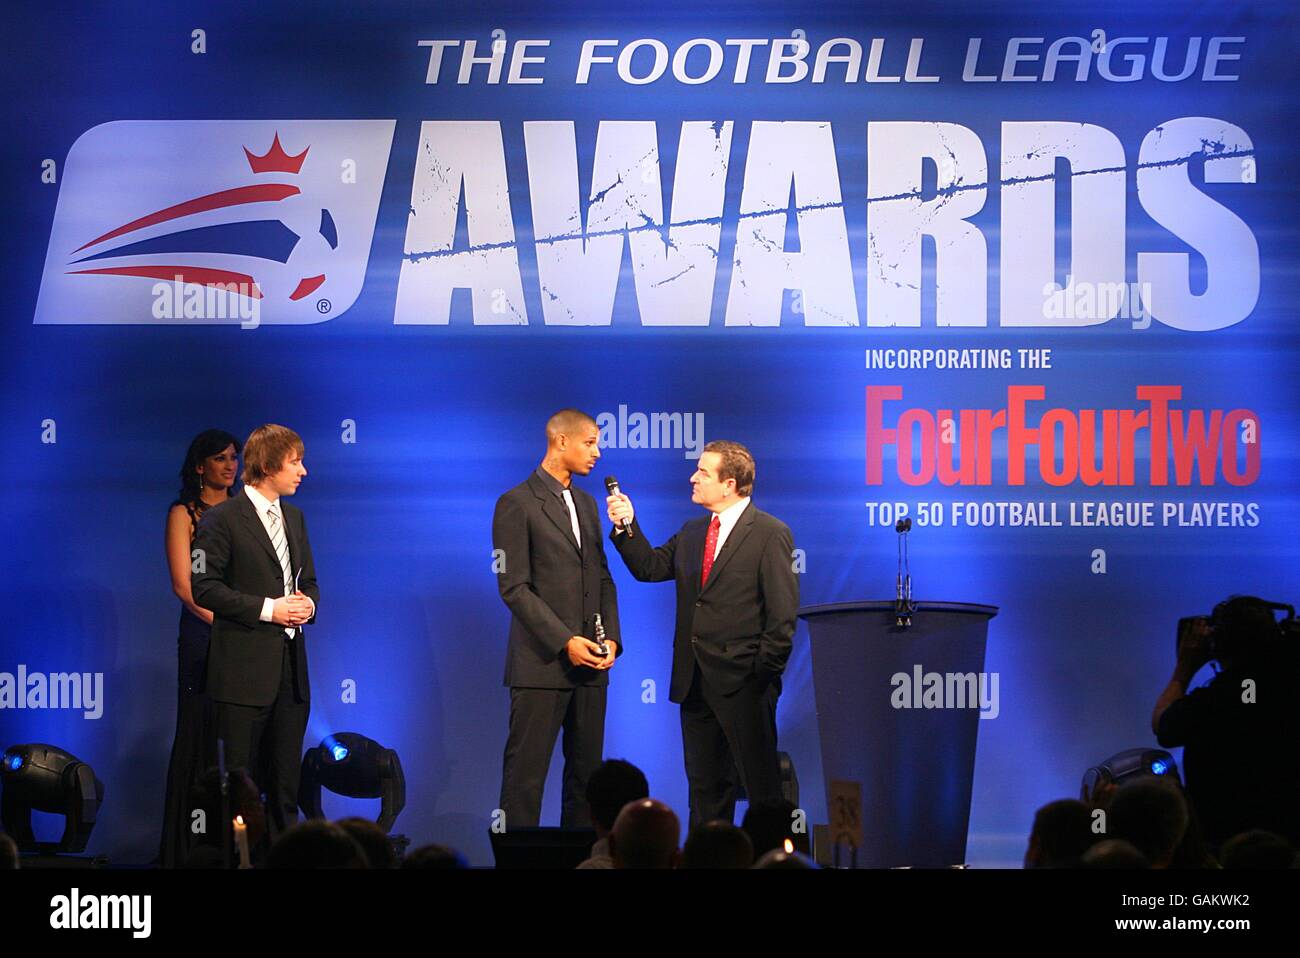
[192,491,320,707]
[493,472,622,689]
[611,504,798,703]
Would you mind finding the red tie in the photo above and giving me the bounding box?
[701,515,721,587]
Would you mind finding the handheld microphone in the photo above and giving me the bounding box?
[604,475,634,538]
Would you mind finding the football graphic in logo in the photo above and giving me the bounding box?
[34,120,395,324]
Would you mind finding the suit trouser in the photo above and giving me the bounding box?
[214,640,309,837]
[680,663,782,832]
[500,685,607,829]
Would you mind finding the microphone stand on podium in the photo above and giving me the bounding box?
[894,517,915,628]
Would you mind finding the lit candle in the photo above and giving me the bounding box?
[234,815,251,868]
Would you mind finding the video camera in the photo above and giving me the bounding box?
[1177,596,1296,661]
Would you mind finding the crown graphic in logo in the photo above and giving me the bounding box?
[244,133,309,174]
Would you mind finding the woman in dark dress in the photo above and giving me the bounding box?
[159,429,241,867]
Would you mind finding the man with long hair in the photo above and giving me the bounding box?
[192,424,320,836]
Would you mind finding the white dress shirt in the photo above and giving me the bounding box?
[244,485,315,628]
[561,487,582,549]
[708,496,751,561]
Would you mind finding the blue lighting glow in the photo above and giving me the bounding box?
[320,734,350,762]
[3,753,22,772]
[1150,760,1169,775]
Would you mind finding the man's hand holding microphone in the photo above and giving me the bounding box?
[606,491,635,533]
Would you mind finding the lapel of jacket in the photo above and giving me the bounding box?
[681,515,708,592]
[699,505,756,596]
[238,491,283,570]
[574,488,599,560]
[530,473,581,555]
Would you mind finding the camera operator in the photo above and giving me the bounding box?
[1151,596,1300,852]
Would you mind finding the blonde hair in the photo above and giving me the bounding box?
[242,424,304,485]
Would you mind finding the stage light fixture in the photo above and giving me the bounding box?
[299,732,405,832]
[1081,747,1180,798]
[1,743,105,853]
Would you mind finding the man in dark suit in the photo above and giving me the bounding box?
[493,409,622,828]
[606,440,797,830]
[192,423,319,835]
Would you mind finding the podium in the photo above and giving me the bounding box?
[798,601,997,868]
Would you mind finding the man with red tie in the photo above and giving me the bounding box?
[606,440,799,829]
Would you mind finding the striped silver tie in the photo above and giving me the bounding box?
[267,503,295,637]
[266,503,293,594]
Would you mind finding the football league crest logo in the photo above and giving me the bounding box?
[34,120,395,324]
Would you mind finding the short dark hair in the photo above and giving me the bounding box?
[266,820,367,869]
[683,820,754,869]
[1211,595,1281,663]
[585,759,650,832]
[1109,780,1189,867]
[546,409,598,446]
[702,440,755,497]
[1220,830,1296,869]
[1028,799,1097,867]
[336,817,398,869]
[402,844,467,869]
[1081,839,1150,869]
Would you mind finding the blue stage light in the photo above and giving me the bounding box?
[321,735,350,762]
[3,752,21,772]
[1082,748,1179,798]
[300,732,406,832]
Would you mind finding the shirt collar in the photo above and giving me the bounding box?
[534,466,570,497]
[244,483,278,515]
[713,496,751,533]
